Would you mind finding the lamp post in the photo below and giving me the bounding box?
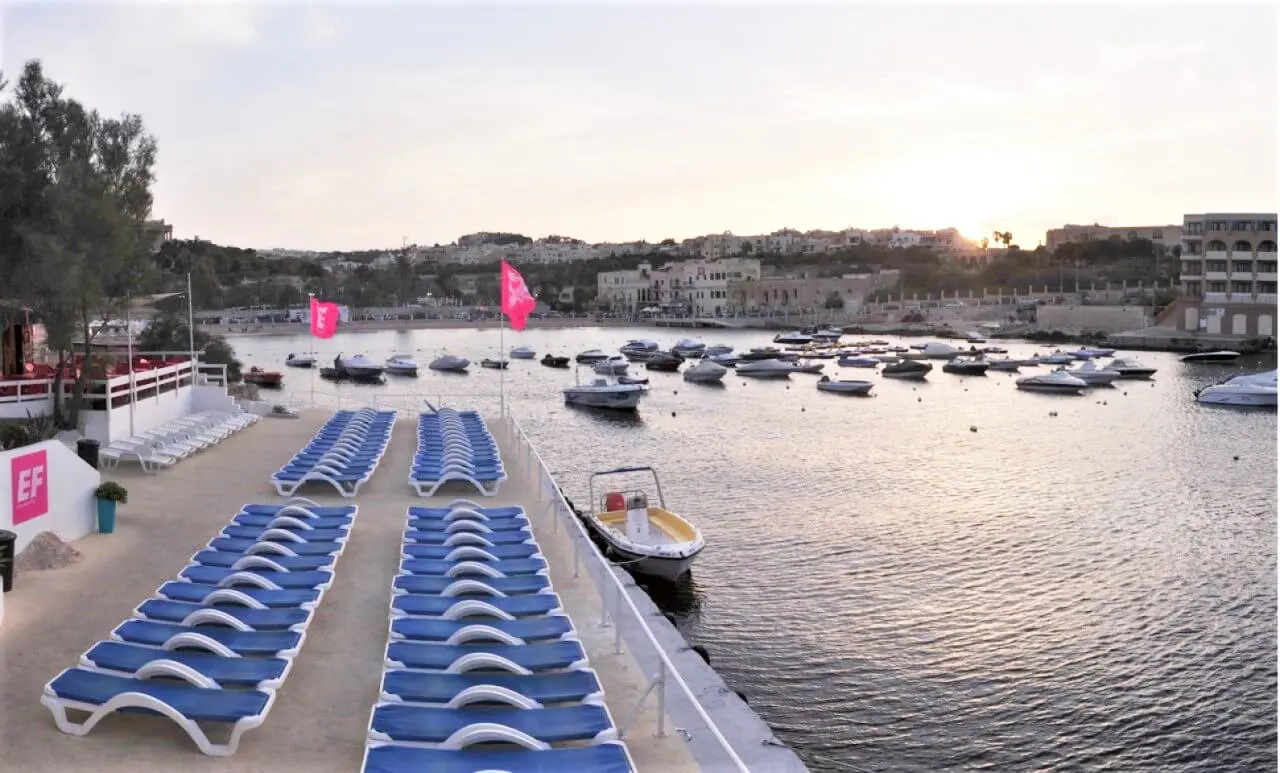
[186,272,196,375]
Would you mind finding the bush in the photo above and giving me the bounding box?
[94,481,128,503]
[0,413,60,450]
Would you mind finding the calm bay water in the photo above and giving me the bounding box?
[230,327,1277,773]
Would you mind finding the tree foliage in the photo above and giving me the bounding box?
[0,60,159,426]
[136,313,243,382]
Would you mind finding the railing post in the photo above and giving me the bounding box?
[600,576,611,628]
[613,578,624,654]
[655,660,668,738]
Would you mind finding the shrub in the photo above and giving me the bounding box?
[94,481,128,503]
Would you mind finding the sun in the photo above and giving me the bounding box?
[956,223,988,243]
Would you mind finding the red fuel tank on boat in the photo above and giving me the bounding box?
[604,491,626,512]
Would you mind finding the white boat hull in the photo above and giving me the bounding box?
[385,365,418,375]
[564,389,644,410]
[1196,387,1278,407]
[1017,383,1083,394]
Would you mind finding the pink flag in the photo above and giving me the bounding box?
[310,296,339,339]
[500,260,536,331]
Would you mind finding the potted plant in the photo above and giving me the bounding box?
[94,481,128,534]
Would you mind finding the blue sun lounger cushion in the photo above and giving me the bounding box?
[157,582,321,610]
[379,669,604,706]
[368,703,618,746]
[391,593,563,619]
[271,409,396,497]
[81,641,291,690]
[408,410,507,497]
[134,599,313,632]
[384,640,589,672]
[362,742,634,773]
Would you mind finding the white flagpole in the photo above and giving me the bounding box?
[308,293,315,406]
[126,297,136,436]
[186,272,196,374]
[499,311,506,417]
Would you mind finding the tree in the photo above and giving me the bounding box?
[136,313,243,382]
[0,60,159,427]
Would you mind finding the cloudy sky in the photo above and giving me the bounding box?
[3,2,1276,251]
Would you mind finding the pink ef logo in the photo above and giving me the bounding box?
[11,449,49,525]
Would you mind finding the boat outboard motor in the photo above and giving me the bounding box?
[625,492,651,541]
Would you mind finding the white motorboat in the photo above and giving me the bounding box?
[737,359,794,378]
[739,346,789,362]
[709,353,739,367]
[816,375,873,395]
[987,359,1022,372]
[1063,361,1120,385]
[384,355,419,376]
[837,355,880,368]
[1035,352,1076,365]
[882,360,932,379]
[593,355,629,375]
[1076,346,1115,358]
[1016,370,1087,394]
[582,467,704,581]
[563,371,646,410]
[1103,357,1158,379]
[620,340,660,360]
[921,342,964,360]
[576,349,609,363]
[811,327,845,341]
[672,338,706,358]
[428,354,470,372]
[942,358,990,376]
[480,358,509,370]
[338,354,385,379]
[772,331,814,345]
[787,360,826,374]
[1195,370,1277,407]
[1180,350,1242,363]
[683,359,727,383]
[284,353,315,368]
[965,331,987,343]
[509,345,537,359]
[704,343,734,357]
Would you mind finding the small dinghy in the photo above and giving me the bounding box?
[582,467,704,581]
[882,360,932,380]
[243,367,283,387]
[540,354,570,368]
[683,359,727,383]
[942,358,990,376]
[816,375,873,395]
[509,345,537,360]
[384,355,419,376]
[428,354,470,372]
[284,353,315,368]
[480,358,509,370]
[618,375,649,385]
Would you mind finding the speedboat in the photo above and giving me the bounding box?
[339,354,385,379]
[942,358,990,376]
[739,346,790,362]
[576,349,609,363]
[1016,370,1087,394]
[704,344,734,357]
[284,353,315,368]
[384,355,419,376]
[243,367,283,387]
[618,375,649,385]
[773,331,814,345]
[810,327,845,342]
[965,331,987,343]
[620,340,660,361]
[428,354,470,372]
[1180,350,1242,364]
[480,358,509,370]
[816,375,873,395]
[737,359,794,378]
[645,353,683,372]
[921,342,964,360]
[1063,361,1120,386]
[787,360,826,374]
[838,355,880,368]
[509,345,537,360]
[1195,370,1277,407]
[563,370,646,410]
[1076,346,1115,358]
[593,356,629,375]
[709,353,740,367]
[683,359,727,383]
[582,468,704,581]
[982,345,1008,355]
[1035,352,1076,365]
[1103,357,1157,379]
[540,354,570,368]
[671,338,706,358]
[987,358,1022,372]
[882,360,932,380]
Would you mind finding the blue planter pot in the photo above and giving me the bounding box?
[96,498,117,534]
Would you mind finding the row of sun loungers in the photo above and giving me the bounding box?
[100,410,261,473]
[272,408,396,498]
[408,408,506,498]
[40,498,360,756]
[361,499,635,772]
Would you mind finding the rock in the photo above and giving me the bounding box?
[15,531,82,572]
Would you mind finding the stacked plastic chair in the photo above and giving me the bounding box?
[40,497,358,756]
[361,498,636,772]
[408,408,506,498]
[273,408,396,498]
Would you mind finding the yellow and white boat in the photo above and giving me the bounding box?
[585,466,704,582]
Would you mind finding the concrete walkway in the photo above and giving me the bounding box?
[0,408,696,772]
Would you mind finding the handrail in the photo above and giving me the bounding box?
[500,398,752,773]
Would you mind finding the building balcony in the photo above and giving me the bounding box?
[1203,271,1228,281]
[1205,251,1228,260]
[1256,272,1278,283]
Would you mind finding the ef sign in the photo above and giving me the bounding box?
[11,449,49,525]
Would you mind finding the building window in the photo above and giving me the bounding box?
[1232,261,1254,273]
[1152,230,1163,240]
[1231,281,1253,294]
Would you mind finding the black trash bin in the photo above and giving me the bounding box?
[76,438,100,470]
[0,529,15,593]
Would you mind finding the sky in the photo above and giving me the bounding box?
[2,2,1277,252]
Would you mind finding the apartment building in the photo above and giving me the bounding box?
[1045,223,1182,253]
[1176,212,1278,336]
[727,270,900,314]
[596,262,660,311]
[596,257,762,316]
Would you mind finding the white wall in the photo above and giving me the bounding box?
[80,385,195,443]
[0,439,101,554]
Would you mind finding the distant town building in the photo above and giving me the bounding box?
[1045,223,1182,253]
[142,219,173,254]
[1178,213,1277,304]
[596,257,762,316]
[727,270,900,314]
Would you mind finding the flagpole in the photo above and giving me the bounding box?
[499,311,506,417]
[308,293,315,407]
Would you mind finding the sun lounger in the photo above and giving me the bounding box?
[404,527,534,545]
[134,599,313,632]
[362,742,635,773]
[384,640,589,673]
[379,669,604,706]
[189,550,336,572]
[81,641,292,690]
[156,581,321,610]
[207,538,343,557]
[402,543,540,561]
[389,614,576,644]
[270,409,395,497]
[393,574,553,597]
[408,410,507,497]
[179,565,334,591]
[111,620,304,659]
[399,558,548,578]
[391,594,563,619]
[41,668,276,757]
[367,703,618,746]
[221,525,350,544]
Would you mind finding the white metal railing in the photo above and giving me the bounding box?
[500,400,751,772]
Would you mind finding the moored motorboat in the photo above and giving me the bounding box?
[683,359,727,383]
[881,360,932,380]
[921,342,964,360]
[338,354,385,380]
[384,355,419,376]
[709,353,739,367]
[645,353,683,372]
[965,331,987,343]
[620,340,660,361]
[593,356,629,375]
[704,343,734,357]
[1195,370,1277,407]
[284,353,315,368]
[540,354,570,368]
[737,359,793,378]
[671,338,706,358]
[787,360,826,374]
[987,358,1022,372]
[563,369,646,410]
[738,346,789,362]
[618,375,649,385]
[428,354,470,372]
[584,468,704,581]
[816,375,873,395]
[1103,357,1158,379]
[576,349,609,363]
[1063,361,1120,385]
[243,367,284,387]
[1180,350,1242,364]
[1035,352,1076,365]
[1016,370,1087,394]
[942,358,990,376]
[837,355,880,368]
[773,331,814,345]
[480,358,509,370]
[509,345,537,360]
